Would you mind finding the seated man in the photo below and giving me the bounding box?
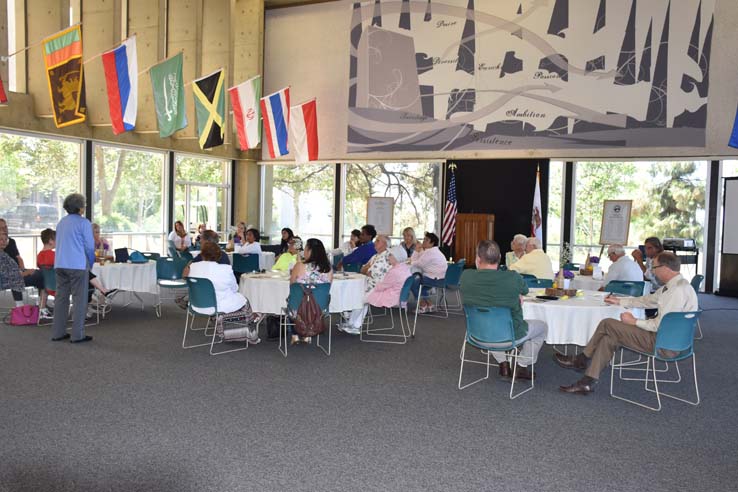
[556,252,697,394]
[460,240,548,380]
[603,244,644,286]
[341,224,377,268]
[409,231,448,312]
[509,237,554,280]
[631,236,664,293]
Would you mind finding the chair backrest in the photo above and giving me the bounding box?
[179,249,194,262]
[332,252,344,271]
[520,273,536,280]
[142,252,161,261]
[398,275,419,305]
[287,282,331,313]
[562,263,580,271]
[232,253,260,274]
[463,306,516,349]
[186,277,218,313]
[654,311,701,358]
[39,267,56,291]
[690,274,704,294]
[156,257,187,280]
[444,262,464,288]
[498,264,507,271]
[167,240,178,258]
[605,280,645,297]
[343,262,362,273]
[525,277,553,288]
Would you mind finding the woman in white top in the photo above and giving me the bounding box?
[187,241,260,344]
[340,229,361,256]
[169,221,192,252]
[234,227,262,255]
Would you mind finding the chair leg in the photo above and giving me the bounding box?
[509,347,535,399]
[278,314,288,357]
[316,314,332,355]
[209,318,247,356]
[458,340,491,390]
[694,319,703,340]
[610,354,663,411]
[361,307,408,344]
[182,311,214,349]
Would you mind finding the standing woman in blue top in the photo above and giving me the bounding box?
[51,193,96,344]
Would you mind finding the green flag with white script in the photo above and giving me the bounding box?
[150,52,187,137]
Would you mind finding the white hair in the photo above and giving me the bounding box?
[389,245,408,263]
[527,237,542,249]
[376,234,391,247]
[608,244,625,256]
[512,234,528,246]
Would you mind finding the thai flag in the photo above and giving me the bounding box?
[102,36,137,135]
[260,87,290,158]
[289,99,319,163]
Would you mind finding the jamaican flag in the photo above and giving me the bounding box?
[42,25,86,128]
[193,69,226,149]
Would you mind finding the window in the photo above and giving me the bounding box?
[261,164,335,247]
[573,160,708,276]
[342,162,442,244]
[0,131,82,267]
[174,155,231,238]
[546,161,564,267]
[92,144,167,254]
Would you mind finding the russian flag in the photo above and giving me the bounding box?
[260,87,290,158]
[102,36,137,135]
[289,99,319,163]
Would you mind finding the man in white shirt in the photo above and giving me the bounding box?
[509,237,554,280]
[556,252,698,394]
[603,244,644,286]
[234,228,262,255]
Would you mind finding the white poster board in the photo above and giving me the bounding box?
[367,197,394,235]
[599,200,632,245]
[723,178,738,254]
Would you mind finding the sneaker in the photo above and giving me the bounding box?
[301,336,312,344]
[85,308,96,320]
[247,329,261,345]
[175,296,189,310]
[40,308,53,319]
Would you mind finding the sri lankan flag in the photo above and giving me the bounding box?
[42,25,86,128]
[193,69,226,149]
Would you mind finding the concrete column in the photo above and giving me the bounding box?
[26,0,64,116]
[128,0,164,133]
[82,0,116,126]
[167,0,198,139]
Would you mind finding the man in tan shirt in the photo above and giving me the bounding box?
[556,252,698,394]
[509,237,554,280]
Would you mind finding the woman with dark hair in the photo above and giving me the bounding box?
[289,238,333,344]
[340,229,362,256]
[279,228,294,254]
[234,228,262,255]
[168,220,191,252]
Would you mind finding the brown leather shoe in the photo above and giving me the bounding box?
[514,364,534,380]
[554,353,587,371]
[498,361,511,378]
[559,378,596,394]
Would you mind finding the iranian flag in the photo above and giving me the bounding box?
[228,75,261,150]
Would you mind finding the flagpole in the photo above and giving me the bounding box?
[1,22,82,61]
[81,33,137,66]
[137,49,184,77]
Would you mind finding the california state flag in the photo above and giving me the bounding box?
[228,75,261,150]
[531,167,543,239]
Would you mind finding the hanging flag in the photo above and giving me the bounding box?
[260,87,290,158]
[730,104,738,149]
[42,25,86,128]
[150,52,187,138]
[229,75,261,150]
[0,76,7,104]
[289,99,319,163]
[102,36,138,135]
[193,68,226,149]
[531,166,543,239]
[441,166,458,246]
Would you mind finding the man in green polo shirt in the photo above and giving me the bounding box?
[460,240,548,380]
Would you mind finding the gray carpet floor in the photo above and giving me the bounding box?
[1,292,737,492]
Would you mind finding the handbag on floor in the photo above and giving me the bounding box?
[6,305,40,325]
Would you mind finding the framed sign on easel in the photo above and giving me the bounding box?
[366,197,394,235]
[599,200,632,246]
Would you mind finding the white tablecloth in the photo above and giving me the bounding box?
[571,274,650,295]
[239,271,367,315]
[522,289,644,346]
[91,261,158,295]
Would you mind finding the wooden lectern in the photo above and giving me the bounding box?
[455,213,495,265]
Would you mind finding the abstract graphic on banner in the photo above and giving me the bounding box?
[42,25,86,128]
[347,0,714,152]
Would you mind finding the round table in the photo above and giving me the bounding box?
[522,289,644,346]
[238,271,367,315]
[91,261,158,295]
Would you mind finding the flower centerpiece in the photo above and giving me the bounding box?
[555,269,575,280]
[590,256,600,264]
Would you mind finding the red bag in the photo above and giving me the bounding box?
[7,305,39,326]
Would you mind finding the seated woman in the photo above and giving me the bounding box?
[505,234,527,266]
[289,238,332,344]
[169,221,192,252]
[366,245,412,310]
[278,227,294,255]
[340,235,392,334]
[193,223,207,248]
[187,241,261,344]
[340,229,361,256]
[273,237,301,272]
[401,227,417,258]
[228,222,247,250]
[92,223,113,258]
[0,232,27,307]
[233,228,262,255]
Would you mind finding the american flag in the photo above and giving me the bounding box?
[441,169,457,246]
